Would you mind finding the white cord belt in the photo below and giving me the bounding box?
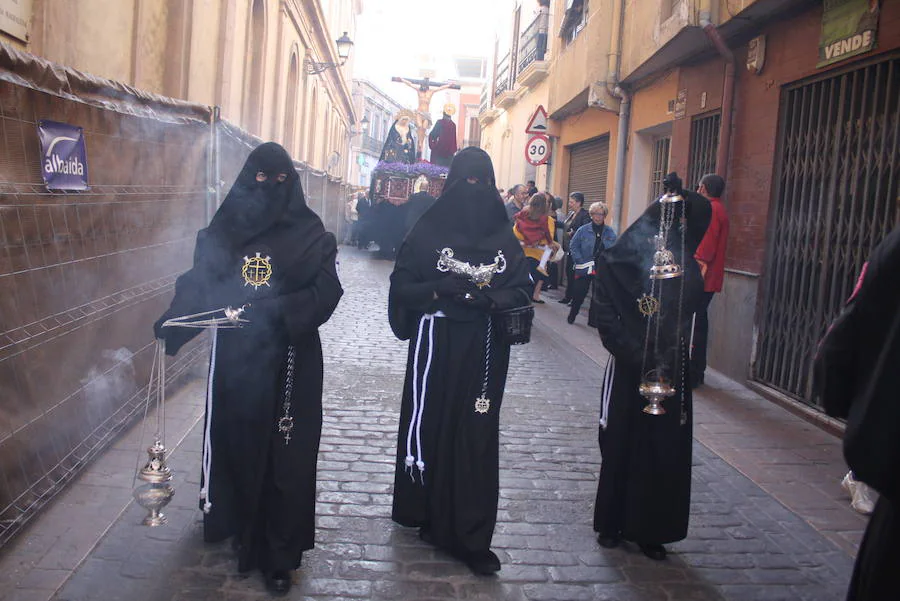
[200,326,218,513]
[575,260,595,271]
[600,356,615,430]
[405,311,445,484]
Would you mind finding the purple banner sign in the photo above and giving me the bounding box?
[38,120,89,191]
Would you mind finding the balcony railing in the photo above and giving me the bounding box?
[479,84,490,115]
[517,15,548,76]
[494,53,511,98]
[361,134,383,156]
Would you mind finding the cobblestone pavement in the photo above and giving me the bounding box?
[4,248,856,601]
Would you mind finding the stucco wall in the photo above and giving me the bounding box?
[622,70,678,225]
[709,272,759,381]
[552,107,619,213]
[20,0,355,173]
[620,0,764,80]
[186,0,222,107]
[480,80,551,191]
[548,1,617,112]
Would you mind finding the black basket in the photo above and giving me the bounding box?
[494,304,534,345]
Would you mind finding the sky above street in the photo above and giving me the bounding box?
[353,0,507,109]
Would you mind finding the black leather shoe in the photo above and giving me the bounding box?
[557,298,572,304]
[639,544,667,560]
[418,527,434,544]
[567,313,576,324]
[265,570,292,596]
[466,550,501,575]
[596,534,620,549]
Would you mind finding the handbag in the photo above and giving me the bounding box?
[493,290,535,345]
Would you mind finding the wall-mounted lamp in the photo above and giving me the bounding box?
[306,32,354,75]
[350,115,370,136]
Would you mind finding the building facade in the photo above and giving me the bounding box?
[0,0,362,174]
[442,56,490,152]
[619,0,899,412]
[480,0,623,204]
[348,79,404,188]
[480,0,900,415]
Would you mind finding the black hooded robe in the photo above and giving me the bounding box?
[154,143,343,573]
[387,148,532,559]
[813,226,900,601]
[591,185,711,545]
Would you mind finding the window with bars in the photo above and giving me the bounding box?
[649,137,671,202]
[687,113,720,191]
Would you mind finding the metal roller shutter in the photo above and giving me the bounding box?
[566,136,610,205]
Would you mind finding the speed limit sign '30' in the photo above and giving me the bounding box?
[525,134,551,166]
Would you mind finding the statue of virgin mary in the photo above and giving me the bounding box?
[379,110,417,164]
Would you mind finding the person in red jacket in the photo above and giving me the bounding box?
[428,104,458,167]
[691,174,729,388]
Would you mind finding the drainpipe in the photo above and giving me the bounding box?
[699,2,735,183]
[606,0,630,231]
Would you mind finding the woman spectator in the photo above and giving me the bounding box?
[513,193,559,303]
[567,202,616,324]
[546,195,565,290]
[559,192,592,305]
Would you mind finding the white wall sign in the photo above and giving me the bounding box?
[0,0,31,42]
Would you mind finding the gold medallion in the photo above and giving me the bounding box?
[637,294,660,317]
[242,252,273,289]
[474,396,491,414]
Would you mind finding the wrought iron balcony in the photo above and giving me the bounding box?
[494,53,511,98]
[360,134,383,156]
[517,15,547,75]
[516,14,549,88]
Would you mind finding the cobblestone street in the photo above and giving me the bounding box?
[0,248,859,601]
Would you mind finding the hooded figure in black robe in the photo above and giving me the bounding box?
[590,173,710,560]
[813,226,900,601]
[153,142,343,594]
[387,147,532,575]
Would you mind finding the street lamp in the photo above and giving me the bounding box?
[306,32,354,75]
[352,115,370,137]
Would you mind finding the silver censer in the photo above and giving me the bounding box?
[133,439,175,526]
[639,379,676,415]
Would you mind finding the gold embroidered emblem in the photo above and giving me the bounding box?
[242,252,273,289]
[474,396,491,414]
[637,295,660,317]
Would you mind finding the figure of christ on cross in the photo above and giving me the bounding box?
[392,76,461,160]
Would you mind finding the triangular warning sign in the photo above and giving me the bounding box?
[525,105,549,135]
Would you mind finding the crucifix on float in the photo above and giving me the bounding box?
[392,76,461,160]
